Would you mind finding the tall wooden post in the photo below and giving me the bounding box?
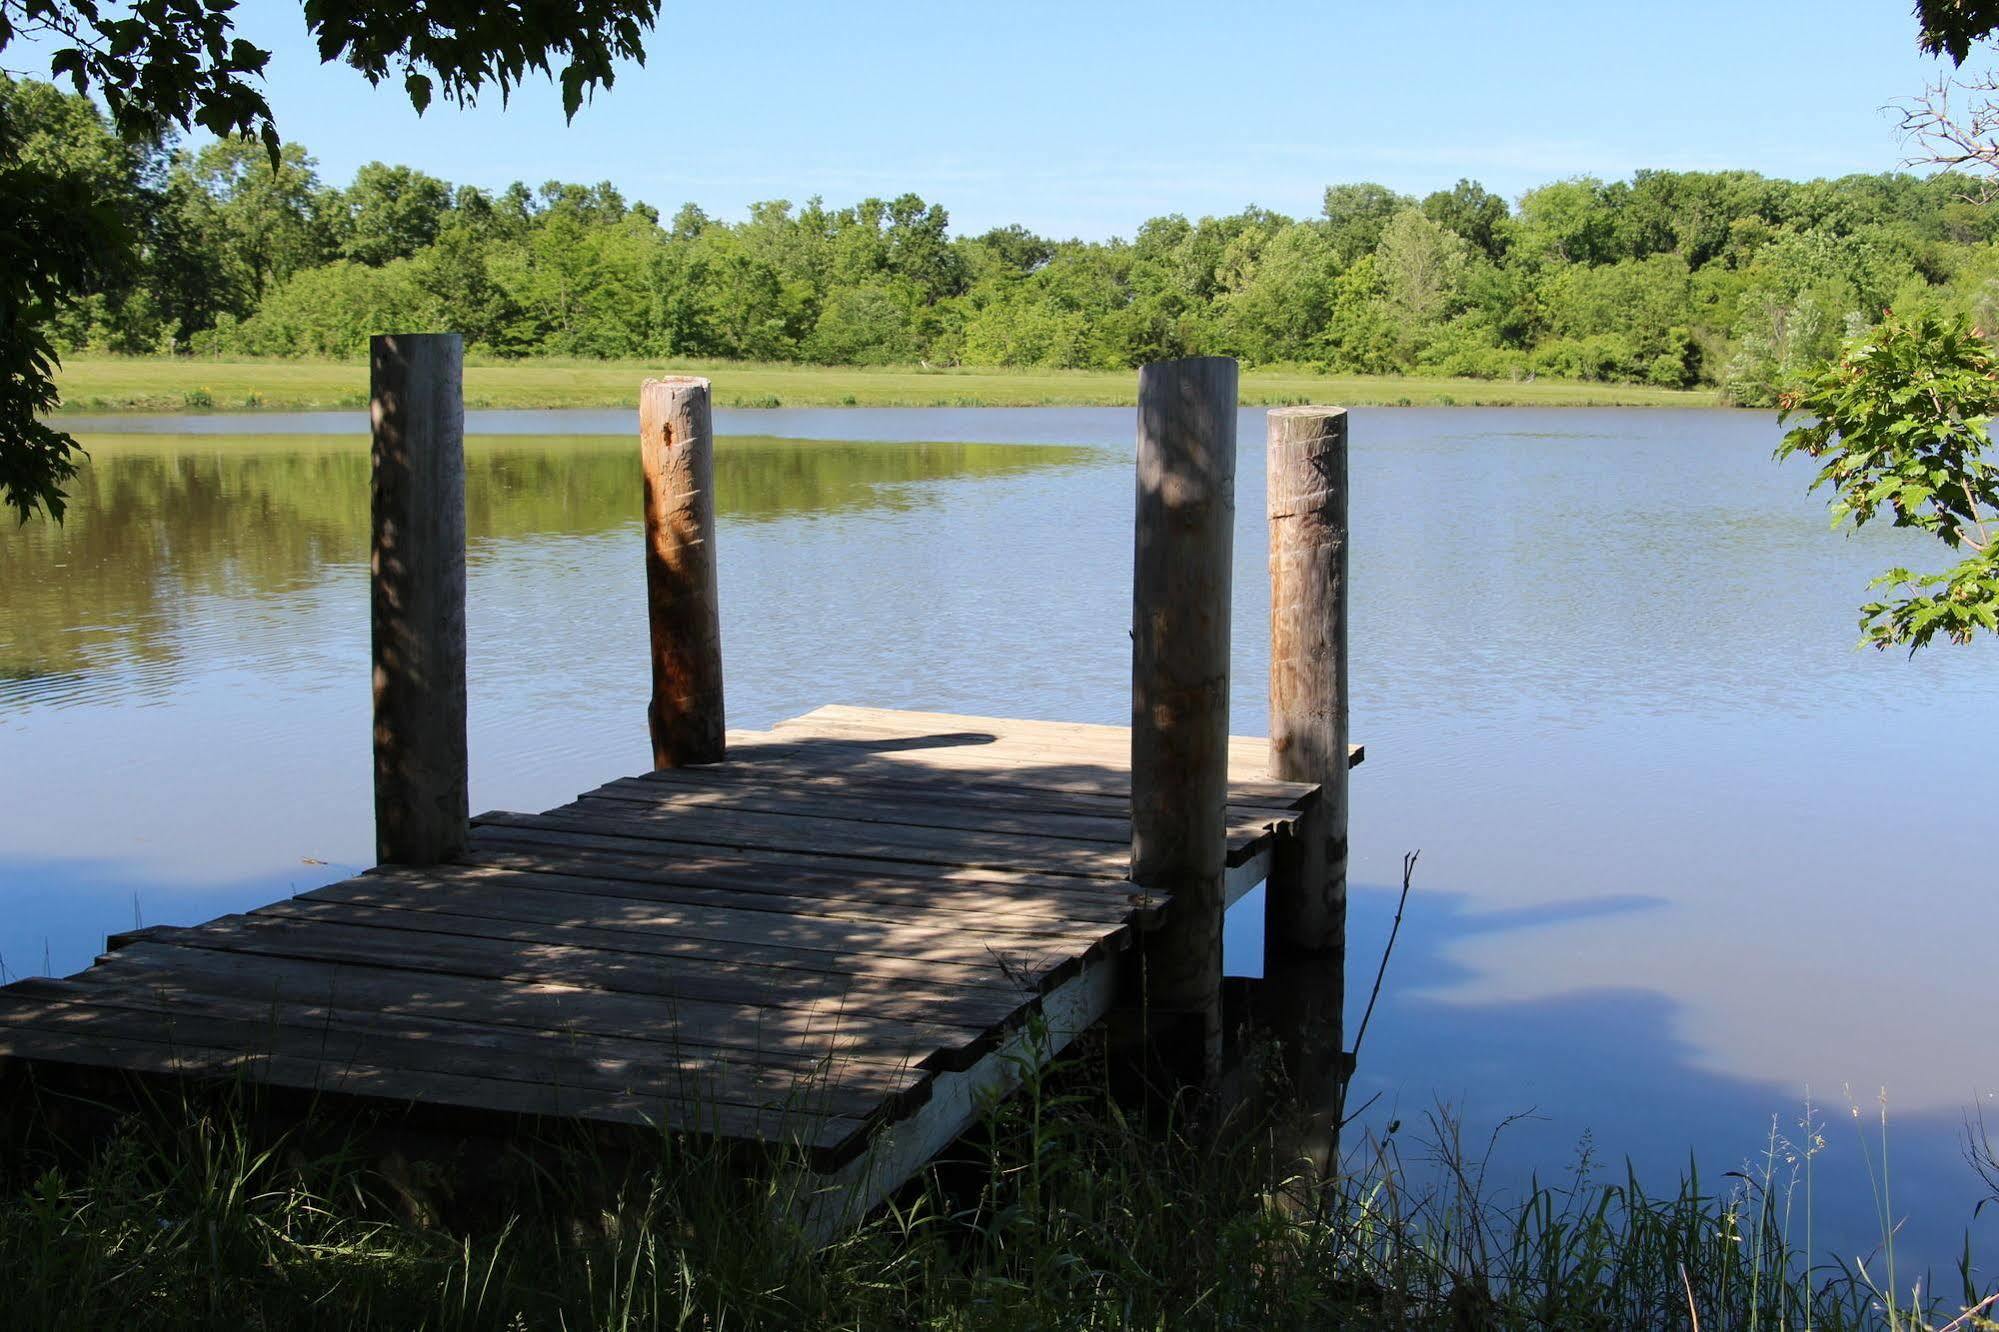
[640,376,726,767]
[371,333,468,866]
[1130,355,1237,1084]
[1263,404,1350,1170]
[1266,406,1349,948]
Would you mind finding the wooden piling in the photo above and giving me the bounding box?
[370,333,468,866]
[1265,406,1349,951]
[640,376,725,767]
[1130,355,1238,1082]
[1262,405,1351,1168]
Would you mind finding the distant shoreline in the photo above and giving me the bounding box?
[52,355,1722,415]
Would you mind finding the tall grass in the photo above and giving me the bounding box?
[4,1048,1993,1331]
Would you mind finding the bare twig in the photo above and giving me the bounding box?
[1342,849,1417,1120]
[1897,69,1999,201]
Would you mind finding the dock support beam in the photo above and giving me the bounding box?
[1130,356,1237,1085]
[640,377,726,768]
[370,333,468,866]
[1263,404,1351,1169]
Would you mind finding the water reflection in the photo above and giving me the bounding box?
[2,434,1098,685]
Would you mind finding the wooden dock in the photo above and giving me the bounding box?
[0,705,1356,1222]
[1,348,1361,1229]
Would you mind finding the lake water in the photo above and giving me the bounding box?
[5,405,1996,1275]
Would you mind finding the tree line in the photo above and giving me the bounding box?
[15,74,1999,408]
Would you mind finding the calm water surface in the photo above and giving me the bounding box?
[5,406,1996,1270]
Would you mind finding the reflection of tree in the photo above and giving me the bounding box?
[1,434,1097,679]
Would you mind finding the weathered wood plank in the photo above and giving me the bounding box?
[473,809,1131,881]
[73,947,950,1077]
[621,759,1309,826]
[581,779,1294,860]
[135,913,1031,1035]
[300,873,1078,983]
[586,778,1137,844]
[494,801,1278,877]
[465,820,1145,901]
[255,899,1058,1006]
[466,820,1164,924]
[551,798,1138,877]
[367,859,1130,935]
[0,1015,863,1151]
[0,983,883,1126]
[452,846,1157,928]
[70,945,932,1082]
[0,1022,656,1129]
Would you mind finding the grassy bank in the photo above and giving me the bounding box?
[51,354,1720,414]
[2,1044,1989,1330]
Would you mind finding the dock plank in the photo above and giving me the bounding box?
[449,844,1154,924]
[294,874,1071,984]
[0,983,883,1130]
[69,945,932,1084]
[582,777,1298,857]
[129,914,1030,1040]
[620,761,1307,823]
[540,801,1138,878]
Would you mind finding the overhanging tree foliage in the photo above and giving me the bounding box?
[0,0,661,520]
[1763,1,1999,650]
[1918,0,1999,63]
[1778,314,1999,650]
[0,80,128,522]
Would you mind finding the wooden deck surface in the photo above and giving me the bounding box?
[0,706,1353,1175]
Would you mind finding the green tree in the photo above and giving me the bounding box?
[1725,229,1918,405]
[1516,178,1621,267]
[487,192,663,357]
[222,258,437,356]
[340,162,453,266]
[803,286,919,365]
[407,213,527,354]
[0,77,162,359]
[179,136,338,301]
[1,0,662,520]
[961,225,1054,282]
[960,287,1091,368]
[1421,179,1510,261]
[1778,313,1999,649]
[1320,183,1411,265]
[1315,255,1400,374]
[0,76,134,520]
[1375,208,1469,347]
[1219,222,1338,364]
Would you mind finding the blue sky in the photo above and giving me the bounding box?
[27,1,1964,237]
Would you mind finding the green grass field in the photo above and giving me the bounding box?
[51,354,1721,413]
